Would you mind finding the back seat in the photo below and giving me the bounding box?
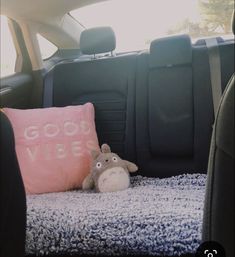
[50,27,234,177]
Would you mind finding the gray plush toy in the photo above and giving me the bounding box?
[82,144,138,192]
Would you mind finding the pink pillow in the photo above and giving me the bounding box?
[3,103,99,194]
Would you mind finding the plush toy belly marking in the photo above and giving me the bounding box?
[98,167,130,193]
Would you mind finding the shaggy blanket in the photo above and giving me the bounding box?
[26,174,206,256]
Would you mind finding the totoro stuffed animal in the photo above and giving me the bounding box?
[82,144,138,193]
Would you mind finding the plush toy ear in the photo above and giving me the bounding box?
[125,161,138,173]
[91,149,100,159]
[101,144,111,153]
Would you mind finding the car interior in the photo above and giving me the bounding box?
[0,0,234,257]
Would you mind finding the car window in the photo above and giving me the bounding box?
[71,0,234,52]
[37,34,58,60]
[0,15,17,78]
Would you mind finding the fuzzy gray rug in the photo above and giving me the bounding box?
[26,173,206,256]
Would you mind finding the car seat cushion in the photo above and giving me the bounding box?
[26,173,206,256]
[3,103,99,194]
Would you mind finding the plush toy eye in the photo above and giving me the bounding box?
[112,156,118,162]
[96,162,102,169]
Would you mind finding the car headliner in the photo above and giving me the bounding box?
[1,0,108,21]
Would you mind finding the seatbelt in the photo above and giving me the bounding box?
[205,38,222,117]
[43,69,54,107]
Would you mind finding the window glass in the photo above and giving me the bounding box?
[71,0,234,52]
[0,15,17,77]
[37,34,58,60]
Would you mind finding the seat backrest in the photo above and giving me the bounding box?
[136,35,196,177]
[203,74,234,256]
[50,27,234,178]
[203,12,235,256]
[0,112,26,257]
[53,27,137,160]
[136,33,234,177]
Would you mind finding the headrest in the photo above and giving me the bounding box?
[80,27,116,55]
[232,10,235,35]
[149,35,192,68]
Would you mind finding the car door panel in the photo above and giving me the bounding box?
[0,73,33,109]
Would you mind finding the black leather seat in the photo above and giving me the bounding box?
[202,12,235,257]
[0,112,26,257]
[202,73,234,257]
[136,35,196,177]
[135,33,234,178]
